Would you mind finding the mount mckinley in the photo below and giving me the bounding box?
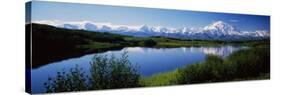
[33,20,270,41]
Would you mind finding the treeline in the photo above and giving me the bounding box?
[151,36,270,46]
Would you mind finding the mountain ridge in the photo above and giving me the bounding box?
[33,20,270,41]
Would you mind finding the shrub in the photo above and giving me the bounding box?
[44,65,88,93]
[226,47,270,79]
[44,52,140,93]
[177,55,224,84]
[89,51,140,89]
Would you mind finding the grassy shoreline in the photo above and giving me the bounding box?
[140,46,270,86]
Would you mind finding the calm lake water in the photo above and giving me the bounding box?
[31,45,246,93]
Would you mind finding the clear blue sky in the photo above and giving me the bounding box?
[29,1,270,32]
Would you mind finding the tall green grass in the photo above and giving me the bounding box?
[140,69,180,86]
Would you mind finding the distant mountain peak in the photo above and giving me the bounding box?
[204,21,237,33]
[139,24,151,32]
[33,20,270,41]
[84,23,97,31]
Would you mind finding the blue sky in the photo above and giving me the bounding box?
[29,1,270,32]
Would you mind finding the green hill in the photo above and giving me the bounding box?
[27,23,130,68]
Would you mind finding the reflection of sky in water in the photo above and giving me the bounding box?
[30,46,245,93]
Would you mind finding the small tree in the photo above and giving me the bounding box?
[89,51,140,89]
[44,65,88,93]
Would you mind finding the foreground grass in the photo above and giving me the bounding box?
[141,46,270,86]
[140,70,180,86]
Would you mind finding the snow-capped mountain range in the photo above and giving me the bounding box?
[33,20,270,41]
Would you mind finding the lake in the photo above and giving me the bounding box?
[31,45,246,93]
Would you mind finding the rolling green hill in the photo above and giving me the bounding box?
[27,23,127,68]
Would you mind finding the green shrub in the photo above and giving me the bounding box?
[89,51,140,89]
[44,52,140,93]
[44,65,88,92]
[226,47,270,79]
[177,55,224,84]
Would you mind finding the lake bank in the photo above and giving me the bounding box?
[141,46,270,86]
